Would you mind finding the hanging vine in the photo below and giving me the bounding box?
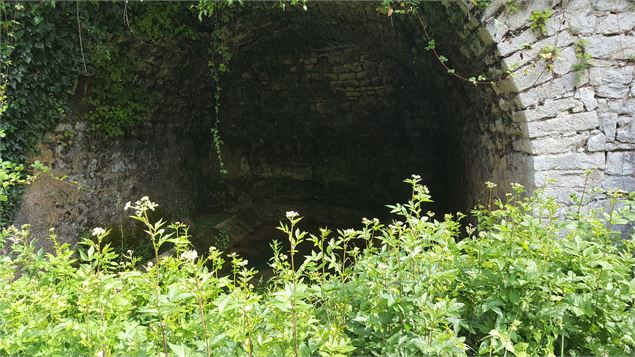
[195,0,237,176]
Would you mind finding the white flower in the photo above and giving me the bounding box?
[126,196,159,216]
[91,227,106,237]
[286,211,299,219]
[146,261,154,270]
[244,304,253,312]
[180,250,198,262]
[411,174,421,180]
[343,229,355,236]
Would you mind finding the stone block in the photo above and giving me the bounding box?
[514,97,582,122]
[527,111,598,138]
[485,17,508,43]
[542,186,586,204]
[501,0,559,33]
[513,139,532,153]
[601,175,635,192]
[592,1,635,13]
[530,134,587,154]
[553,45,577,76]
[597,83,630,98]
[535,169,603,187]
[597,13,635,35]
[533,152,605,171]
[586,35,635,59]
[338,73,357,81]
[514,62,554,92]
[607,99,635,115]
[586,130,606,151]
[503,31,575,71]
[516,72,578,108]
[606,151,635,175]
[598,113,618,142]
[565,0,596,35]
[606,142,635,150]
[591,66,634,98]
[616,116,635,143]
[498,29,537,58]
[577,87,598,110]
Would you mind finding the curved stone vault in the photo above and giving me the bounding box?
[14,0,635,253]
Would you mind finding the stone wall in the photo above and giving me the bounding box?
[482,0,635,204]
[12,42,214,248]
[212,37,447,212]
[11,0,635,245]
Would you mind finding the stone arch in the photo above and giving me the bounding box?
[482,0,635,205]
[13,0,635,250]
[200,1,533,217]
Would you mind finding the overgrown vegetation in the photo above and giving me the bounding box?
[572,39,591,81]
[0,1,301,224]
[529,9,554,36]
[1,178,633,356]
[539,45,560,72]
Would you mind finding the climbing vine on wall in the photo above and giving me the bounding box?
[0,0,310,225]
[0,0,571,227]
[0,1,85,225]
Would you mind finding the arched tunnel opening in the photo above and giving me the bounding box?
[167,2,529,267]
[14,2,530,263]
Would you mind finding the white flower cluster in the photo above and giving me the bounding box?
[124,196,159,216]
[362,217,380,226]
[91,227,106,237]
[286,211,299,219]
[180,250,198,262]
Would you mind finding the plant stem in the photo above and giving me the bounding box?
[195,275,210,357]
[291,239,298,357]
[577,172,590,219]
[145,211,168,357]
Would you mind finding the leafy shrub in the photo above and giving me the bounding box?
[0,177,633,356]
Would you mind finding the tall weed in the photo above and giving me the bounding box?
[0,177,633,356]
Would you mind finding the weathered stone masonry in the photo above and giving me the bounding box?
[13,0,635,246]
[481,0,635,204]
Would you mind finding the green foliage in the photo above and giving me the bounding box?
[0,2,83,163]
[1,178,634,356]
[84,3,201,137]
[539,45,561,72]
[529,9,554,36]
[471,0,492,10]
[504,0,521,15]
[212,228,231,250]
[0,160,26,204]
[0,2,210,223]
[572,39,591,80]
